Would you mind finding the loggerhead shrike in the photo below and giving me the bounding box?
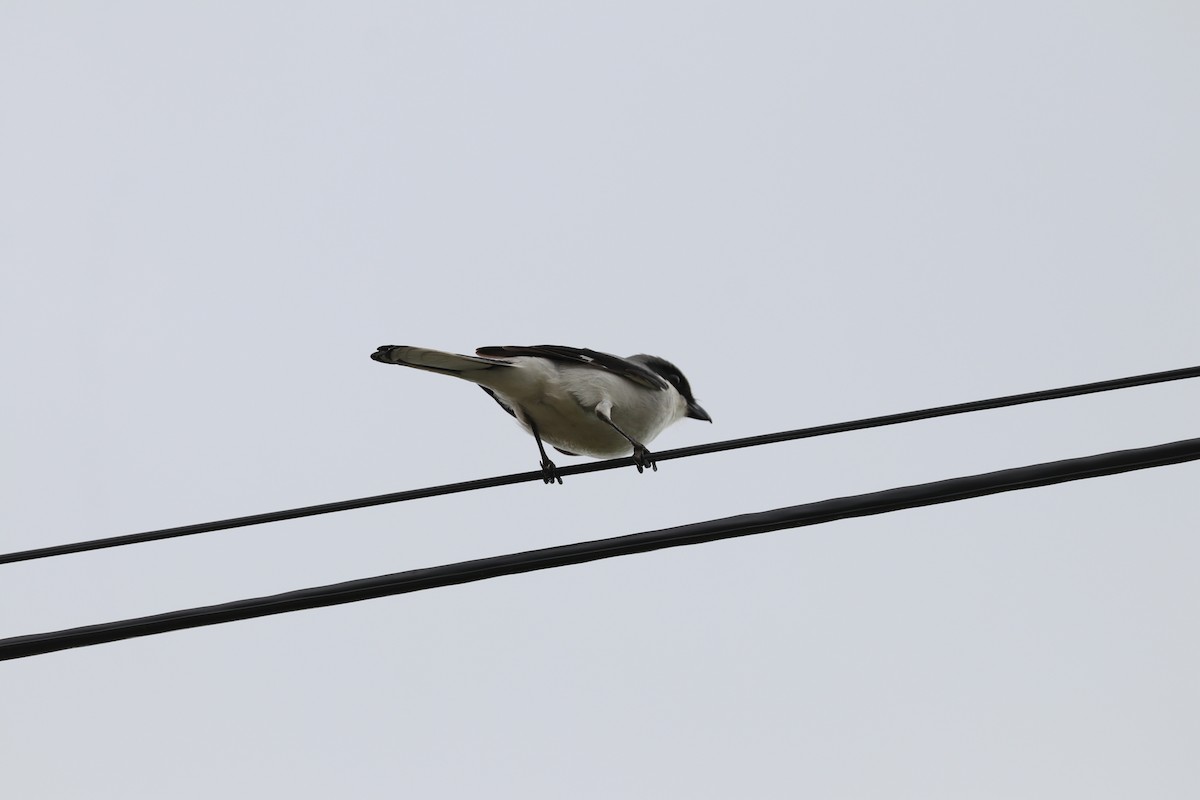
[370,344,711,484]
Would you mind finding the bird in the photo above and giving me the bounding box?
[370,344,711,484]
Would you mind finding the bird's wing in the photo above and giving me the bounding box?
[475,345,670,391]
[478,386,518,419]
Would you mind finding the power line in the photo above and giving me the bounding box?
[2,435,1197,661]
[2,363,1197,567]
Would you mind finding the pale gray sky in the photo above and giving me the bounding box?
[2,2,1198,797]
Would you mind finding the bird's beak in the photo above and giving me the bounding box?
[687,401,712,423]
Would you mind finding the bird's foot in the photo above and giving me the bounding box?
[540,458,563,485]
[632,445,657,474]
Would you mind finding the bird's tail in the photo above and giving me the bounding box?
[370,345,510,375]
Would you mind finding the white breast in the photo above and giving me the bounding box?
[471,358,687,458]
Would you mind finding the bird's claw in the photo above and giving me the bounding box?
[540,458,563,485]
[632,445,657,474]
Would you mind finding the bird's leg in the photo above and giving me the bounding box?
[595,405,656,474]
[527,418,563,485]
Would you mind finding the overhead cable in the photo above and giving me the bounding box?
[2,435,1197,661]
[2,363,1197,567]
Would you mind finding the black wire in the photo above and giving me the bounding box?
[2,363,1197,567]
[2,436,1197,661]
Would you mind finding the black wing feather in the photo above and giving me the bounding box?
[479,386,518,419]
[475,345,669,390]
